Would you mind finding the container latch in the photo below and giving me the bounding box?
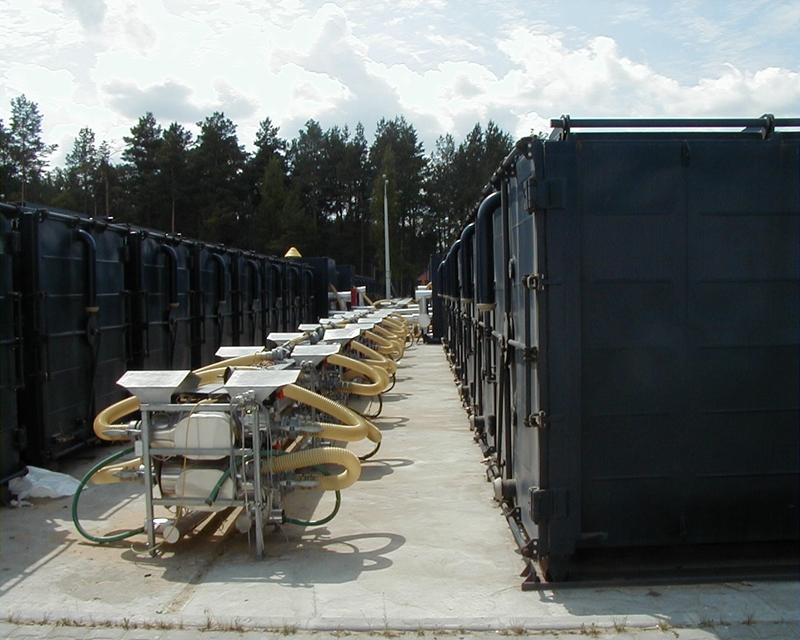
[525,177,565,213]
[531,487,569,523]
[522,273,551,291]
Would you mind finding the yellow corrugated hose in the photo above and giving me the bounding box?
[93,396,140,441]
[91,456,143,484]
[93,366,230,441]
[363,329,402,360]
[328,352,389,396]
[193,352,265,375]
[372,324,405,358]
[268,447,361,491]
[282,383,382,445]
[381,316,408,338]
[350,340,397,375]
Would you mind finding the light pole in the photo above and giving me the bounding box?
[383,175,391,299]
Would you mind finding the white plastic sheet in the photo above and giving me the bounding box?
[8,466,81,499]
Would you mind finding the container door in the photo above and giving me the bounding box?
[505,146,544,562]
[1,212,25,484]
[137,236,193,370]
[17,212,128,463]
[240,257,264,347]
[195,248,233,367]
[681,136,799,543]
[574,138,688,549]
[508,139,579,580]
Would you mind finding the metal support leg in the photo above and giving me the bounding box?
[140,407,157,554]
[252,405,265,559]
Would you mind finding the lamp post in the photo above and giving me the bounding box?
[383,175,391,299]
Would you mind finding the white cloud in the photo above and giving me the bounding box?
[103,78,206,121]
[0,0,797,164]
[63,0,107,28]
[669,66,800,116]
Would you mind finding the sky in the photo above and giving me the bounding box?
[1,0,798,167]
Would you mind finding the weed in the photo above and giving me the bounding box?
[613,616,627,632]
[282,621,298,635]
[743,610,756,626]
[657,618,671,631]
[216,618,245,632]
[698,618,715,628]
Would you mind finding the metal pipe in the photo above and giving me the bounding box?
[159,244,179,307]
[458,223,475,303]
[383,176,391,299]
[475,191,501,312]
[208,253,227,305]
[550,114,799,137]
[73,229,98,312]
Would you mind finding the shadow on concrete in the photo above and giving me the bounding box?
[381,393,410,403]
[140,527,407,588]
[372,416,409,431]
[0,443,152,594]
[358,458,414,481]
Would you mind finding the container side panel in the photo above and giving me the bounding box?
[1,214,24,482]
[506,155,542,543]
[140,239,193,370]
[26,219,128,461]
[198,249,234,367]
[682,140,800,542]
[578,141,689,547]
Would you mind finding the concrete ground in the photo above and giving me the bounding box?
[0,343,797,638]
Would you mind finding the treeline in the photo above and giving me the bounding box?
[0,95,515,293]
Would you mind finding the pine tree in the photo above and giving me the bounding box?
[0,119,11,201]
[369,116,430,294]
[5,95,57,202]
[122,112,164,228]
[426,120,513,252]
[192,112,247,243]
[241,117,287,237]
[63,127,98,215]
[158,122,193,234]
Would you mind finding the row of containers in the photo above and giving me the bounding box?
[435,115,800,582]
[0,203,374,484]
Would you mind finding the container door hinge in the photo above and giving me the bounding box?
[525,177,565,213]
[524,411,548,428]
[508,339,539,363]
[531,487,569,524]
[524,412,563,428]
[522,273,550,291]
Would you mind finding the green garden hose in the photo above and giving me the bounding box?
[72,446,146,543]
